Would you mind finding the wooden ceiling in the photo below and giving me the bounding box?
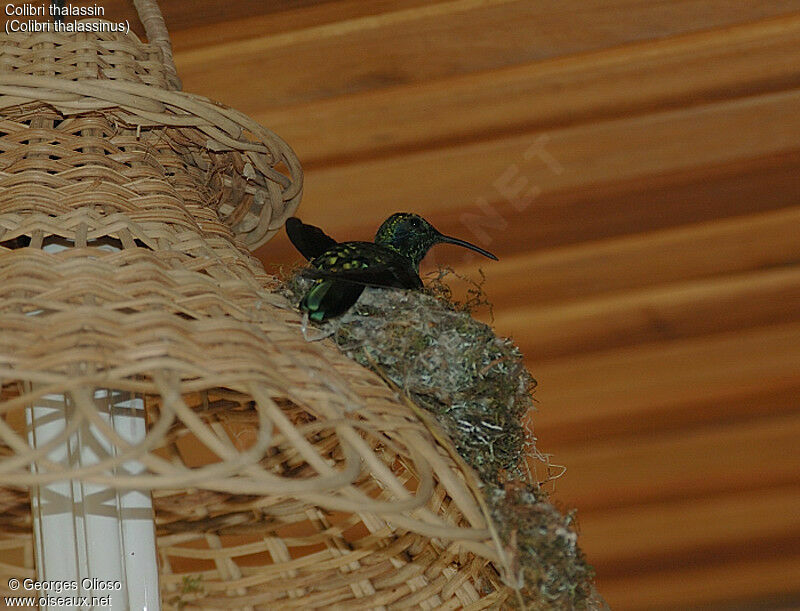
[27,1,800,608]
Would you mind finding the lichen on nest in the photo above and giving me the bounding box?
[280,268,601,609]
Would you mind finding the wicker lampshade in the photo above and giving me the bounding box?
[0,3,528,608]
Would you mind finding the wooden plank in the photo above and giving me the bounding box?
[528,322,800,434]
[254,14,800,165]
[493,265,800,360]
[282,88,800,236]
[427,151,800,262]
[259,151,800,265]
[597,550,800,610]
[475,207,800,310]
[534,380,800,448]
[552,417,800,608]
[168,0,447,50]
[538,407,800,512]
[157,0,344,32]
[583,487,800,608]
[579,486,800,564]
[174,1,800,111]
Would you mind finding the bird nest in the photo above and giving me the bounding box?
[0,6,602,610]
[282,271,598,608]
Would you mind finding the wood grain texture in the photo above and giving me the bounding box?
[253,14,800,166]
[280,88,800,237]
[480,207,800,309]
[547,397,800,504]
[159,1,800,608]
[495,265,800,360]
[531,322,800,430]
[174,0,800,110]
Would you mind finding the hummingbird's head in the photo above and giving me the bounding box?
[375,212,498,269]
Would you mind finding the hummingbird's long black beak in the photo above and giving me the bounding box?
[437,233,499,260]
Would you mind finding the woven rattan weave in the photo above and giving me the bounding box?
[0,4,519,609]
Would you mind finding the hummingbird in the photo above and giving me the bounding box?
[285,213,498,321]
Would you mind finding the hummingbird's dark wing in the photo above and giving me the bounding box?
[285,217,338,260]
[304,242,423,290]
[301,280,365,322]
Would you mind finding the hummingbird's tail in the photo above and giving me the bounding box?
[300,280,365,322]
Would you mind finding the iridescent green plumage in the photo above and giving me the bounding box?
[286,213,497,321]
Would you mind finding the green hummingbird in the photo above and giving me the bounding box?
[286,213,498,321]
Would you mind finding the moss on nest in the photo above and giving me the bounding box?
[280,269,601,609]
[488,483,598,608]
